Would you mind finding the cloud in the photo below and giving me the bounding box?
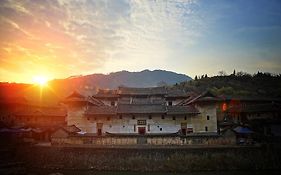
[0,0,205,82]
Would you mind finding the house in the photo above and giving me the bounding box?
[63,87,219,136]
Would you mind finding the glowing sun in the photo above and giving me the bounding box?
[32,75,48,86]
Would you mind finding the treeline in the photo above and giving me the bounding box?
[173,71,281,98]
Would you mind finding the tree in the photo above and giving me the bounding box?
[233,69,236,76]
[218,70,227,76]
[195,75,198,80]
[204,74,208,78]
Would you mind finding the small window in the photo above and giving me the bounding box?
[184,116,187,120]
[119,115,122,119]
[111,101,115,106]
[123,125,125,128]
[148,115,152,119]
[107,117,110,121]
[137,120,146,125]
[187,128,193,133]
[168,101,172,106]
[172,116,176,120]
[205,126,208,131]
[161,115,165,119]
[160,128,162,131]
[132,115,135,119]
[148,124,150,132]
[207,115,210,120]
[134,124,136,132]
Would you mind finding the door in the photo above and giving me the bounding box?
[138,127,146,135]
[97,123,103,136]
[181,123,187,135]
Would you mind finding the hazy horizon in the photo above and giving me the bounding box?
[1,0,281,83]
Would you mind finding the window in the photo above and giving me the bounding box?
[119,115,122,119]
[160,128,162,131]
[132,115,135,119]
[205,126,208,131]
[107,117,110,121]
[137,120,146,125]
[161,115,165,119]
[187,128,193,133]
[134,124,136,132]
[111,101,115,106]
[184,116,187,120]
[168,101,172,106]
[148,124,150,132]
[172,116,176,120]
[207,115,210,120]
[148,115,152,119]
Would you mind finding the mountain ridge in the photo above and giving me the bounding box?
[0,69,192,105]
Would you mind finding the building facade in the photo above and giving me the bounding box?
[63,87,218,136]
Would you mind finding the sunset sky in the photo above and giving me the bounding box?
[0,0,281,83]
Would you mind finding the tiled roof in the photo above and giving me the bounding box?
[0,96,28,105]
[165,89,190,98]
[85,104,201,115]
[63,125,81,133]
[179,91,220,105]
[118,86,167,95]
[66,91,85,99]
[84,106,117,115]
[14,106,67,117]
[167,105,200,115]
[117,104,166,114]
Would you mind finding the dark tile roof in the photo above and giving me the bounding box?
[118,86,167,95]
[165,89,190,98]
[118,97,166,105]
[167,106,200,115]
[14,106,67,117]
[84,103,202,115]
[0,96,28,105]
[84,106,117,115]
[66,91,85,99]
[117,104,166,114]
[63,125,81,133]
[180,91,220,105]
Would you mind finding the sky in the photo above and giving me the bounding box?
[0,0,281,83]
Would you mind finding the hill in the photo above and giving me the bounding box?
[173,71,281,98]
[0,69,192,105]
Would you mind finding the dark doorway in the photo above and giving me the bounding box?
[97,123,103,136]
[97,129,102,136]
[138,127,146,135]
[181,128,187,136]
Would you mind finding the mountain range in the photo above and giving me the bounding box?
[0,69,192,104]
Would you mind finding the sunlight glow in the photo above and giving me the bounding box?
[32,75,48,86]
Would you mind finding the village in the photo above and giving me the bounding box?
[1,86,281,147]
